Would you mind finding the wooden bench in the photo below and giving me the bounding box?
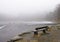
[34,26,49,35]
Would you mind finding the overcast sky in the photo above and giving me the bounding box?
[0,0,60,21]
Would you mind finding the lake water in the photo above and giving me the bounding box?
[0,22,59,42]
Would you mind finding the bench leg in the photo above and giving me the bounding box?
[43,30,46,34]
[34,31,38,35]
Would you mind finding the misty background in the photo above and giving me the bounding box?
[0,0,60,23]
[0,0,60,42]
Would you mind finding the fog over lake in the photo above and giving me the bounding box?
[0,0,60,42]
[0,0,60,22]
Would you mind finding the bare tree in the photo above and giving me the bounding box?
[54,4,60,22]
